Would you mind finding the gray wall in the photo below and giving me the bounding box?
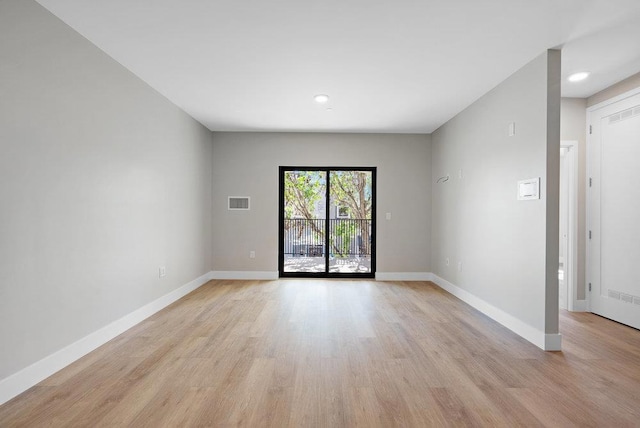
[588,72,640,107]
[0,0,213,380]
[211,132,432,274]
[560,98,587,300]
[431,51,561,335]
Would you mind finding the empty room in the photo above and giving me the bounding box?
[2,0,640,426]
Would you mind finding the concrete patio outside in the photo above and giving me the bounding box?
[284,255,371,273]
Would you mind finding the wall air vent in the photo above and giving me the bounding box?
[621,294,634,304]
[228,197,250,210]
[608,289,640,304]
[608,105,640,124]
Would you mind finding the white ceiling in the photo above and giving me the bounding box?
[36,0,640,134]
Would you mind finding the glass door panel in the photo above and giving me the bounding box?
[282,170,326,273]
[279,167,375,278]
[328,170,372,274]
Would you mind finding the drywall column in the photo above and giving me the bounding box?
[431,50,561,350]
[545,50,561,339]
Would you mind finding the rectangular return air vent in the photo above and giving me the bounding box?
[608,105,640,124]
[228,197,250,210]
[608,289,640,305]
[621,294,634,304]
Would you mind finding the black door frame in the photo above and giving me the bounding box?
[278,166,376,278]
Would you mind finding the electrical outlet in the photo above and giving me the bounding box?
[159,266,166,278]
[249,251,256,259]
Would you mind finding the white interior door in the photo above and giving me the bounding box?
[589,91,640,329]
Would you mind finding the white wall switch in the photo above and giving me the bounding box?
[386,212,392,220]
[457,261,463,272]
[159,266,166,277]
[517,177,540,200]
[249,251,256,259]
[445,258,450,266]
[508,122,516,136]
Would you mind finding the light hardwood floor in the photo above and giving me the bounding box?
[1,280,639,427]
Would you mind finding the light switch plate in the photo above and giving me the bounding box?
[517,177,540,200]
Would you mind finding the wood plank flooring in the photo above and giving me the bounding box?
[1,279,639,427]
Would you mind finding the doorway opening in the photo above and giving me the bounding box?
[559,141,579,311]
[278,167,376,278]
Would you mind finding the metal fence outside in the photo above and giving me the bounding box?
[283,218,371,257]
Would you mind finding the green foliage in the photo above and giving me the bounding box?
[330,171,372,257]
[333,221,357,256]
[284,169,372,258]
[284,171,325,221]
[330,171,372,220]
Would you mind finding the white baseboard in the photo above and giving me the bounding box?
[0,271,213,406]
[375,272,433,281]
[209,271,279,280]
[430,274,561,351]
[545,334,562,351]
[570,299,588,312]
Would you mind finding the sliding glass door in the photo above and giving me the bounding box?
[279,167,376,278]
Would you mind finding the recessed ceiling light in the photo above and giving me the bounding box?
[568,72,590,82]
[326,108,333,112]
[314,94,329,103]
